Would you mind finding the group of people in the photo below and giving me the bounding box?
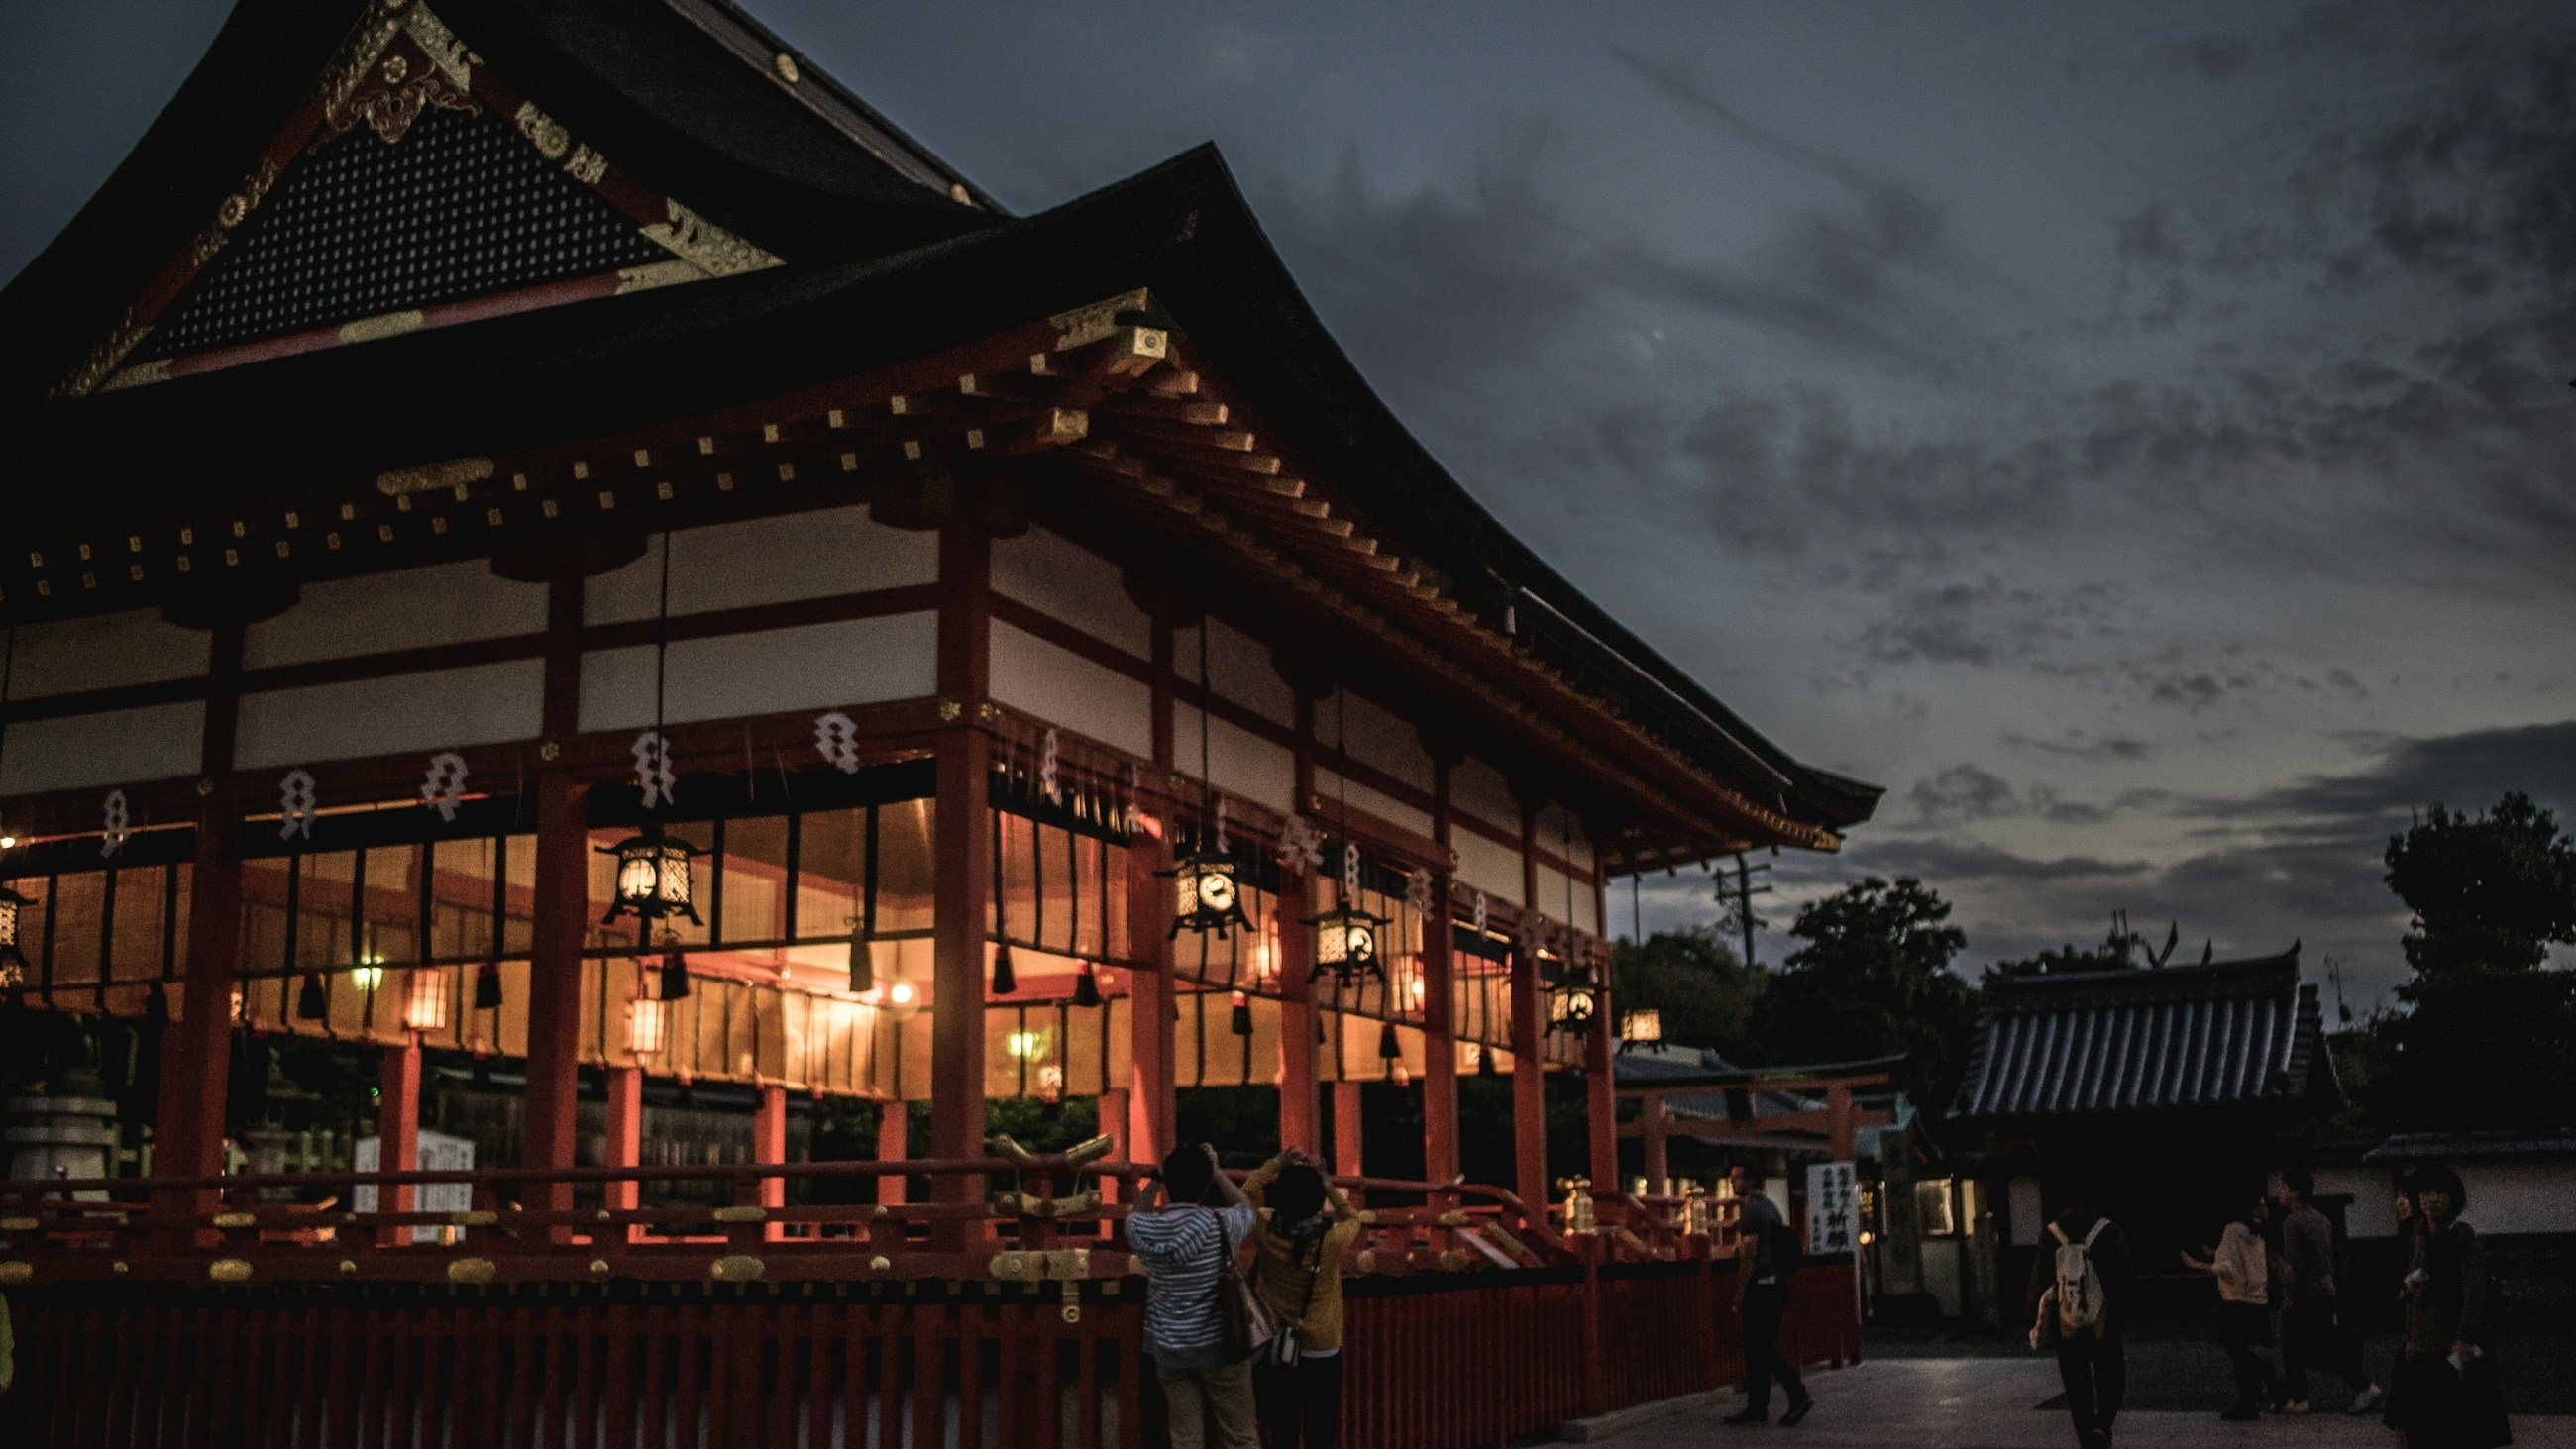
[1126,1149,1821,1447]
[2029,1164,2507,1449]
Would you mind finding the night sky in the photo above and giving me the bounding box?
[5,1,2570,1010]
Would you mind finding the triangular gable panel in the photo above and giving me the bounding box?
[62,0,778,398]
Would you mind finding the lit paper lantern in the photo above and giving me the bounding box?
[403,967,451,1034]
[627,995,668,1056]
[0,882,30,989]
[1306,902,1389,985]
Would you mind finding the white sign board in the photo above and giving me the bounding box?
[1805,1161,1859,1257]
[355,1130,476,1244]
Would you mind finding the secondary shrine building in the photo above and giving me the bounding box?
[0,0,1878,1231]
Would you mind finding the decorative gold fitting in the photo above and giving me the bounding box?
[590,1259,611,1278]
[196,777,217,797]
[1058,1278,1082,1325]
[1353,1248,1379,1275]
[1437,1249,1470,1274]
[113,1260,132,1276]
[446,1257,496,1286]
[710,1254,765,1283]
[211,1211,258,1228]
[1049,289,1154,350]
[537,741,562,763]
[988,1251,1036,1283]
[1435,1210,1472,1228]
[0,1216,39,1231]
[338,1260,358,1276]
[937,700,962,722]
[451,1210,498,1227]
[209,1258,253,1283]
[710,1205,767,1224]
[0,1262,32,1284]
[594,1209,613,1222]
[868,1255,892,1274]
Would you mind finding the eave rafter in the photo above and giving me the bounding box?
[4,288,1834,859]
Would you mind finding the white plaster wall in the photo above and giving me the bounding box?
[580,613,937,733]
[1313,766,1434,841]
[1532,862,1603,935]
[1313,691,1435,794]
[584,506,936,624]
[0,701,205,794]
[246,561,548,668]
[992,528,1150,660]
[990,621,1153,760]
[1452,825,1524,906]
[2317,1167,2401,1238]
[7,608,207,698]
[1174,619,1298,728]
[235,660,544,769]
[1450,756,1522,837]
[1538,803,1596,877]
[2459,1163,2576,1236]
[1173,704,1297,816]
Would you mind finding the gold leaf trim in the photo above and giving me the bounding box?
[376,456,493,496]
[209,1258,253,1283]
[709,1254,766,1283]
[1049,289,1153,349]
[446,1256,496,1285]
[339,309,425,345]
[643,200,780,278]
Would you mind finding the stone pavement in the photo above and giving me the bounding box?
[1589,1357,2576,1448]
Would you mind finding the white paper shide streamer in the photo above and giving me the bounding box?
[812,711,860,774]
[279,769,317,841]
[420,752,468,822]
[631,731,677,809]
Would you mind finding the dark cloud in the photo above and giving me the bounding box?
[2004,731,2157,763]
[1907,764,2116,827]
[1839,838,2153,884]
[1855,577,2122,669]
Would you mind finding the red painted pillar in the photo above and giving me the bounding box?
[1421,757,1460,1188]
[1127,616,1178,1167]
[1097,1086,1128,1198]
[1588,865,1619,1194]
[1331,1081,1364,1180]
[1643,1092,1671,1196]
[876,1097,908,1206]
[153,619,245,1218]
[603,1065,643,1213]
[754,1084,788,1216]
[1510,806,1549,1217]
[1276,880,1320,1156]
[377,1039,422,1247]
[520,577,589,1212]
[928,523,993,1241]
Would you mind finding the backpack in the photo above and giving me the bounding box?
[2032,1219,2109,1349]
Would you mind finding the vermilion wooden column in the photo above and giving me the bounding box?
[1276,877,1319,1156]
[1586,865,1619,1193]
[1331,1080,1363,1179]
[754,1085,787,1211]
[876,1097,908,1205]
[153,618,245,1218]
[1509,803,1550,1215]
[603,1066,643,1213]
[1097,1087,1128,1192]
[1420,755,1460,1188]
[928,522,993,1236]
[1126,617,1178,1166]
[376,1040,422,1247]
[519,576,589,1212]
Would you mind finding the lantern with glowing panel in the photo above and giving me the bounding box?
[599,828,704,926]
[1165,850,1250,939]
[1306,900,1390,985]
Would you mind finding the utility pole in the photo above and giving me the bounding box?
[1727,854,1773,994]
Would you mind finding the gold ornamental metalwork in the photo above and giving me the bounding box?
[446,1257,496,1285]
[710,1254,766,1283]
[209,1258,253,1283]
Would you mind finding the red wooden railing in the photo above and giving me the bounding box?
[0,1154,1857,1448]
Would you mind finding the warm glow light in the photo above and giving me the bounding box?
[889,982,916,1007]
[0,835,17,850]
[626,996,668,1056]
[350,963,386,992]
[600,832,703,925]
[402,967,451,1033]
[1005,1028,1046,1060]
[1621,1008,1663,1044]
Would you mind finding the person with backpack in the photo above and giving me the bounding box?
[2271,1168,2384,1415]
[1127,1142,1262,1449]
[1722,1163,1815,1428]
[1243,1148,1365,1449]
[2023,1202,2132,1449]
[2180,1190,2283,1422]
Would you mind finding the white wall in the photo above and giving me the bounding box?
[246,561,547,668]
[2314,1167,2399,1238]
[2458,1162,2576,1237]
[1453,828,1524,907]
[1313,765,1433,842]
[1313,691,1435,794]
[7,608,206,698]
[235,660,545,769]
[0,701,204,794]
[992,528,1149,660]
[1174,619,1297,726]
[584,506,935,624]
[580,614,936,732]
[1172,702,1297,816]
[1449,756,1521,839]
[990,621,1153,760]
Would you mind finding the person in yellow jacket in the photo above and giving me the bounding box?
[1243,1149,1364,1449]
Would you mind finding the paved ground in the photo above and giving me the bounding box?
[1590,1358,2576,1448]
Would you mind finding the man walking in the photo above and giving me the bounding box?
[2272,1169,2385,1415]
[1723,1163,1815,1427]
[2025,1202,2132,1449]
[1127,1143,1261,1449]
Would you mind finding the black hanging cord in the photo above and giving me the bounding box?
[1198,536,1216,843]
[0,625,15,840]
[651,529,673,785]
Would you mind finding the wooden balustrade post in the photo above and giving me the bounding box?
[1330,1081,1362,1180]
[1580,1236,1609,1416]
[754,1084,787,1211]
[1097,1087,1128,1199]
[1643,1092,1671,1196]
[928,522,994,1248]
[151,617,245,1235]
[875,1096,909,1205]
[520,576,589,1217]
[603,1065,643,1219]
[376,1038,422,1248]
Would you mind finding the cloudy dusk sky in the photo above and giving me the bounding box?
[6,1,2570,1010]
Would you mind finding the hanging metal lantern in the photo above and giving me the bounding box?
[598,828,704,926]
[0,881,30,989]
[1306,900,1389,984]
[1548,962,1601,1034]
[1618,1007,1662,1050]
[1164,850,1249,939]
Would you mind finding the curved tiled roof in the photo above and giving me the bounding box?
[1952,947,2337,1121]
